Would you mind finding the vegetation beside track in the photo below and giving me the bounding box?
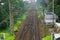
[42,35,51,40]
[0,13,27,40]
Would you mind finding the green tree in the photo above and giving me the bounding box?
[0,0,9,30]
[0,0,26,30]
[54,0,60,22]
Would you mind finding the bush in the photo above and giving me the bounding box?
[42,35,51,40]
[0,22,7,30]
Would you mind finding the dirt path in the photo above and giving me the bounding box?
[15,8,42,40]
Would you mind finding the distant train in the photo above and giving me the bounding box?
[43,12,58,25]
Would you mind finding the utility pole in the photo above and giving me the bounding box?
[52,0,54,40]
[42,7,46,37]
[8,0,14,34]
[53,0,54,27]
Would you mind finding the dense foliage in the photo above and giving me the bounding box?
[0,0,9,30]
[54,0,60,22]
[0,0,27,30]
[47,0,60,22]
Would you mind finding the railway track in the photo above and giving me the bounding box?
[15,8,41,40]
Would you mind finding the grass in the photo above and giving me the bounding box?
[14,14,26,31]
[38,10,42,18]
[5,33,15,40]
[38,10,51,40]
[0,29,15,40]
[42,35,51,40]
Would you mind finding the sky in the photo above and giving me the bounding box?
[23,0,37,2]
